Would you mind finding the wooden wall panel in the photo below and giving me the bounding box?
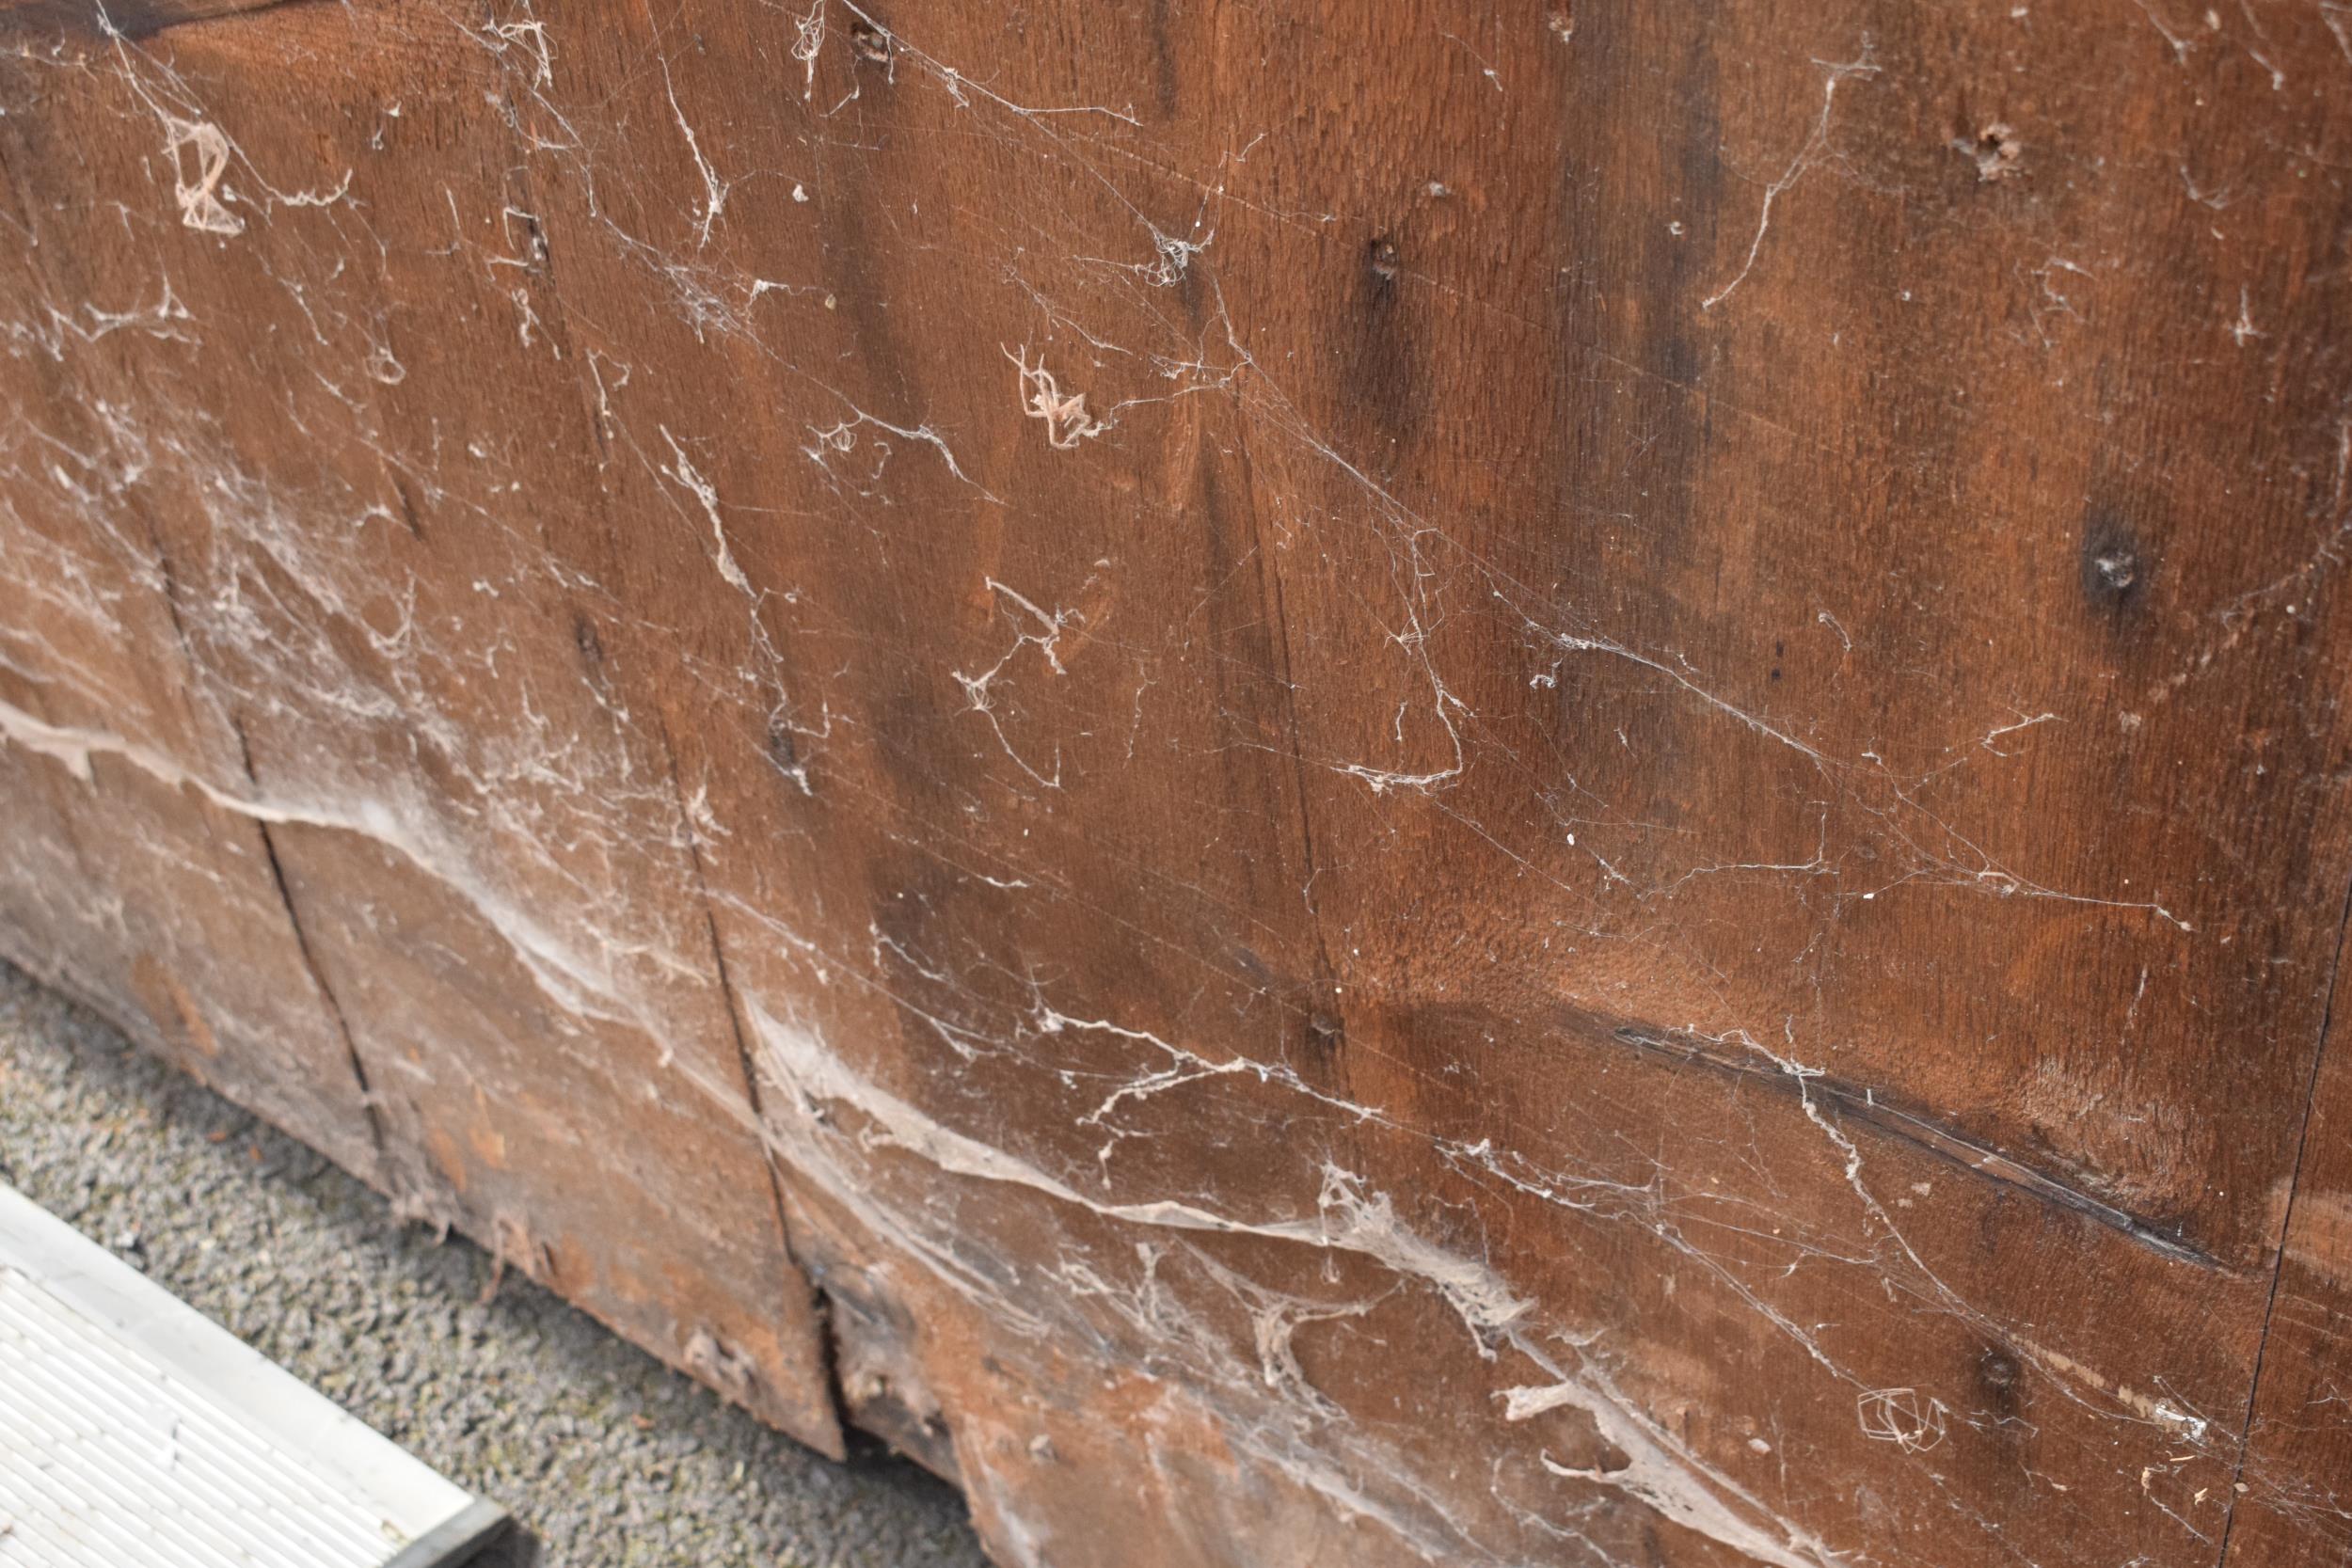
[2,1,2349,1565]
[0,5,843,1452]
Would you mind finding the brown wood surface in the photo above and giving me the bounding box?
[2223,910,2352,1568]
[2,1,2349,1564]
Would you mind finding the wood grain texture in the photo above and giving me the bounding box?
[1,1,2348,1563]
[2222,913,2352,1568]
[0,0,298,40]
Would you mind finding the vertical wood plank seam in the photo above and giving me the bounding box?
[131,452,397,1190]
[1232,408,1347,1043]
[247,812,393,1174]
[2208,860,2352,1566]
[654,704,854,1458]
[478,67,849,1441]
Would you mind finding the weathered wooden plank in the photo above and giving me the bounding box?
[0,204,385,1180]
[2,1,2348,1565]
[0,3,844,1453]
[2221,927,2352,1568]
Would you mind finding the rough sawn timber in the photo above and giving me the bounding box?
[1,2,2349,1565]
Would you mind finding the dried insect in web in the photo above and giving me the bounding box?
[1006,346,1106,450]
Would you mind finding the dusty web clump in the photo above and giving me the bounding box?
[1855,1386,1947,1452]
[165,116,242,236]
[1007,346,1105,450]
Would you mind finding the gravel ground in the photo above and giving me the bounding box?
[0,959,991,1568]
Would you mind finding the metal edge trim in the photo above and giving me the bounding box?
[381,1498,513,1568]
